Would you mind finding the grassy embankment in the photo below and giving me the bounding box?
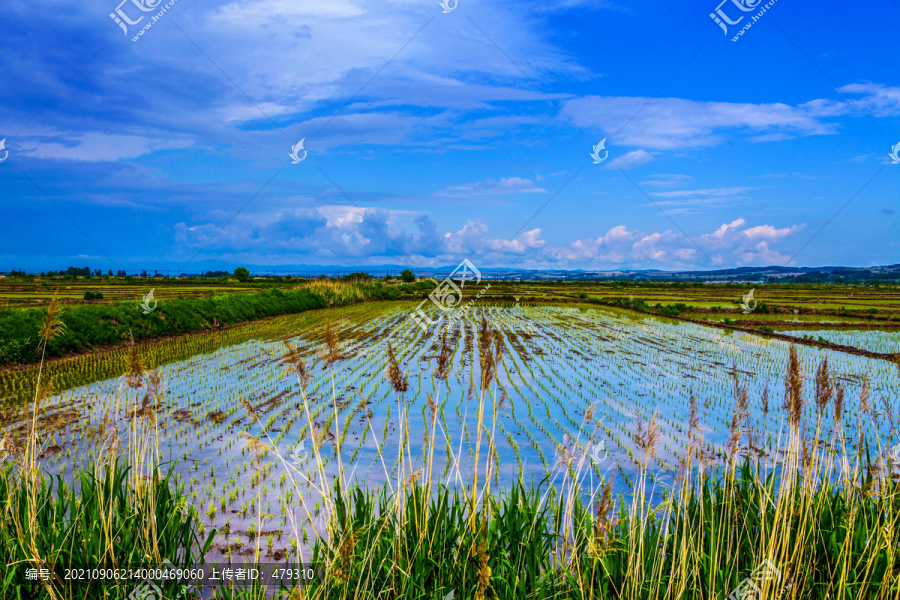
[0,280,436,403]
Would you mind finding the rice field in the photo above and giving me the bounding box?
[7,301,899,565]
[780,328,900,354]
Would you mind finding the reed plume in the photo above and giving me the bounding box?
[592,480,615,554]
[814,357,832,420]
[860,374,872,418]
[323,320,342,365]
[833,382,845,427]
[38,290,65,347]
[281,340,311,388]
[634,412,660,466]
[727,366,749,458]
[783,344,804,429]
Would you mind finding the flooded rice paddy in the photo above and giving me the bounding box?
[6,303,900,562]
[779,328,900,354]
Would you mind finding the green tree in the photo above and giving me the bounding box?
[234,267,250,282]
[400,269,416,283]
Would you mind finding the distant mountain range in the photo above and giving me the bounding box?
[169,262,900,283]
[6,261,900,283]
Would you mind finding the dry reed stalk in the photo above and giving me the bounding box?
[239,431,268,565]
[12,292,67,599]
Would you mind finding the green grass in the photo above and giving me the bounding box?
[0,459,214,599]
[6,451,899,599]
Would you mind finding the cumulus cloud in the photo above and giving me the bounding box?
[174,206,803,269]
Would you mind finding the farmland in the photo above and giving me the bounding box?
[2,284,900,598]
[1,277,898,371]
[3,293,900,598]
[0,276,264,310]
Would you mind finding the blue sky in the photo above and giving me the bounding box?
[1,0,898,272]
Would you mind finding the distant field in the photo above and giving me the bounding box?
[3,276,898,316]
[462,281,900,326]
[1,277,898,370]
[0,277,266,309]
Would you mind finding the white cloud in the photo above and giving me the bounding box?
[440,176,548,196]
[173,208,804,269]
[647,187,753,214]
[639,174,692,187]
[651,187,751,199]
[563,95,846,150]
[18,133,192,162]
[838,83,900,117]
[606,149,653,169]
